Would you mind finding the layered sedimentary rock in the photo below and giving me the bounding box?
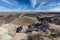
[12,16,39,26]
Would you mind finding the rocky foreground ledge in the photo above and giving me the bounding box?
[0,23,60,40]
[0,13,60,40]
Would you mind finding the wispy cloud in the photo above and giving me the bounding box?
[0,6,11,12]
[0,0,60,12]
[0,4,29,12]
[1,0,20,8]
[30,0,49,9]
[37,1,48,10]
[44,2,60,12]
[30,0,37,8]
[0,0,30,12]
[36,0,60,12]
[48,7,60,12]
[1,0,13,5]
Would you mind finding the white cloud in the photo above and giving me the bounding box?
[43,2,60,12]
[0,5,28,12]
[36,0,60,12]
[0,6,18,12]
[30,0,49,9]
[0,6,12,12]
[48,7,60,12]
[30,0,37,8]
[37,1,48,9]
[0,6,9,10]
[45,2,60,7]
[1,0,20,7]
[1,0,13,5]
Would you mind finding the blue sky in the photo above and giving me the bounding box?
[0,0,60,12]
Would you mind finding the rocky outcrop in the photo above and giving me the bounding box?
[0,27,12,40]
[49,23,60,34]
[12,16,39,26]
[1,23,19,36]
[28,31,53,40]
[12,33,28,40]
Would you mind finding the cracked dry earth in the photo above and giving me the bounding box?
[0,13,60,40]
